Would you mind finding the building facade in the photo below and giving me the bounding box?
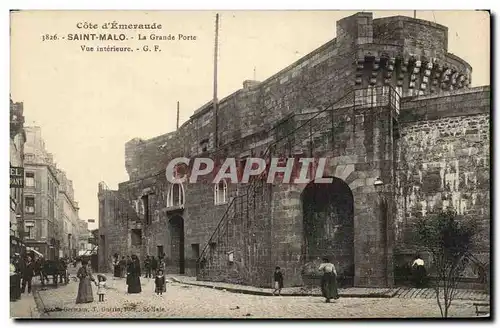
[23,126,82,260]
[77,219,93,256]
[56,169,80,258]
[98,13,490,288]
[10,98,26,256]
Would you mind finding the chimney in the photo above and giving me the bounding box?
[243,80,260,90]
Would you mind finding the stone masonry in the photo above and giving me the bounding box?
[98,12,490,289]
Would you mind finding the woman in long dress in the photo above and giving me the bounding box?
[76,260,95,304]
[318,257,339,303]
[127,255,142,294]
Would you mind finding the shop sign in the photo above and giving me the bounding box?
[10,166,24,188]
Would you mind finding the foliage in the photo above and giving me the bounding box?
[415,210,478,318]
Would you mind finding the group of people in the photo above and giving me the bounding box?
[110,253,167,295]
[272,255,428,303]
[272,258,340,303]
[10,254,35,301]
[10,253,75,302]
[75,259,108,303]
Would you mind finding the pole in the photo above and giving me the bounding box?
[414,10,416,19]
[176,101,180,130]
[213,13,219,149]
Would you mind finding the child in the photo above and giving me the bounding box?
[273,266,284,296]
[96,274,107,302]
[155,270,165,295]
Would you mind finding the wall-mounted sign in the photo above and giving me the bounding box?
[10,166,24,188]
[87,219,95,223]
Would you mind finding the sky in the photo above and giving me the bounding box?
[10,10,490,227]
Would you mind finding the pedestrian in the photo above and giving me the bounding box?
[151,256,158,274]
[10,256,21,301]
[144,255,152,278]
[112,253,121,279]
[96,274,107,302]
[272,266,284,296]
[155,269,165,295]
[159,256,166,272]
[21,255,35,294]
[318,257,339,303]
[119,256,126,278]
[76,259,95,304]
[412,254,427,288]
[127,254,142,294]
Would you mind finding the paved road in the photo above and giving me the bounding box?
[34,274,481,319]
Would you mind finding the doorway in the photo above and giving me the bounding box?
[157,245,164,259]
[301,177,355,286]
[169,216,185,274]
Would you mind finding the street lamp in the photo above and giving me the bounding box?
[373,177,384,188]
[373,176,391,287]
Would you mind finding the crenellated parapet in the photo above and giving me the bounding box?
[354,50,471,97]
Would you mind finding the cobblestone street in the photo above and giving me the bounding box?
[33,274,481,319]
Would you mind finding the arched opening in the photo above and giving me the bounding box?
[214,179,228,205]
[301,177,354,287]
[167,182,185,208]
[169,215,185,274]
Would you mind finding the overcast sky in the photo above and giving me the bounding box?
[10,10,490,227]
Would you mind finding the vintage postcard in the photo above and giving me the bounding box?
[9,10,491,319]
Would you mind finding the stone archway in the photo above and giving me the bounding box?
[169,216,185,274]
[301,177,354,286]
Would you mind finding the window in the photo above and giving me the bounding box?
[167,183,185,208]
[200,138,209,153]
[131,229,142,246]
[142,195,151,225]
[214,179,228,205]
[191,243,200,260]
[24,221,35,239]
[25,172,35,187]
[25,196,35,213]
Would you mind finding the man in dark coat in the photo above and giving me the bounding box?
[21,255,35,294]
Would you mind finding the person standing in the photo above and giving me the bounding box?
[272,266,284,296]
[318,257,339,303]
[96,274,107,302]
[112,254,121,279]
[10,256,21,301]
[412,254,427,288]
[155,270,165,295]
[21,255,35,294]
[151,256,158,275]
[76,259,95,304]
[119,256,126,278]
[127,254,142,294]
[144,256,152,278]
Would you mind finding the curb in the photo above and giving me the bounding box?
[169,277,396,298]
[32,286,49,318]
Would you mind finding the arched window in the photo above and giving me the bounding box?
[167,182,185,208]
[214,179,228,205]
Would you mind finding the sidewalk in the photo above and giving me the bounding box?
[168,275,490,301]
[10,290,40,319]
[169,275,398,298]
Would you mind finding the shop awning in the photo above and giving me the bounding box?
[26,247,44,258]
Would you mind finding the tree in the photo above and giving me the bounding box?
[416,210,478,318]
